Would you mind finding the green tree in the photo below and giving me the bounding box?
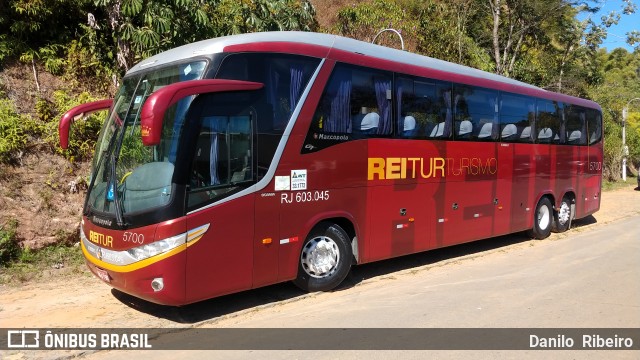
[93,0,213,71]
[0,0,93,88]
[91,0,318,73]
[550,0,637,94]
[587,48,640,180]
[210,0,318,36]
[481,0,575,78]
[334,0,420,50]
[333,0,491,70]
[416,0,492,71]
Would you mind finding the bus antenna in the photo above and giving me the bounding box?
[372,28,405,51]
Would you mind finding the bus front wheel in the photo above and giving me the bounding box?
[293,222,352,292]
[528,197,553,239]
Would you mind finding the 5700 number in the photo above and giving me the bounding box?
[123,231,144,244]
[589,162,602,171]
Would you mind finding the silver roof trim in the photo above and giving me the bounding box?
[127,31,539,90]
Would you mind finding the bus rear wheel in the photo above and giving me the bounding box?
[551,196,572,233]
[293,222,352,292]
[528,197,553,239]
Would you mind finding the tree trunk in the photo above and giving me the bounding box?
[490,0,503,75]
[31,59,40,92]
[106,0,130,71]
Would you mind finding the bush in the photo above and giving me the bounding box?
[43,90,106,163]
[0,98,42,164]
[1,89,105,165]
[0,219,20,266]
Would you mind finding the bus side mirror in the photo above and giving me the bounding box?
[59,99,113,149]
[139,79,263,146]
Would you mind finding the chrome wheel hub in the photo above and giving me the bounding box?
[558,202,571,226]
[538,205,550,230]
[301,236,340,278]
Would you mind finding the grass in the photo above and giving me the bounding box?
[602,176,638,191]
[0,242,86,285]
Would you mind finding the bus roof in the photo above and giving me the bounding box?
[127,31,599,110]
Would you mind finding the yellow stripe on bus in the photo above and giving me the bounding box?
[81,237,203,273]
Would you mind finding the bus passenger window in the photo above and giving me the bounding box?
[536,100,562,144]
[395,76,451,139]
[500,94,535,143]
[188,115,252,208]
[565,105,587,145]
[586,109,602,145]
[454,85,498,141]
[216,53,321,134]
[311,64,392,137]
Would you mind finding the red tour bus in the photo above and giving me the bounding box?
[59,32,602,306]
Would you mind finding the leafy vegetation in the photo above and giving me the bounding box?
[0,242,86,284]
[0,96,41,163]
[44,91,106,162]
[0,89,103,163]
[0,216,84,283]
[0,218,20,265]
[587,48,640,180]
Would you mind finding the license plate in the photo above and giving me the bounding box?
[95,267,111,283]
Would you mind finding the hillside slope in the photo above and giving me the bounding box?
[0,64,92,250]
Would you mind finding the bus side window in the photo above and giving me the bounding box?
[350,69,392,137]
[453,85,498,141]
[395,76,450,139]
[188,115,253,209]
[536,100,562,144]
[216,53,321,135]
[586,109,602,145]
[500,94,535,143]
[311,63,392,138]
[565,105,587,145]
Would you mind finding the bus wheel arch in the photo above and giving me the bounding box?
[552,192,575,233]
[293,219,354,292]
[528,195,554,239]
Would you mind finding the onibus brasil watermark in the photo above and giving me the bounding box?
[6,329,151,349]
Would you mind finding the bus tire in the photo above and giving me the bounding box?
[293,222,352,292]
[551,196,572,233]
[528,197,553,239]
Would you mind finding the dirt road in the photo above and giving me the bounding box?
[1,185,639,359]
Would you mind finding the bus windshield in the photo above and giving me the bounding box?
[86,60,206,223]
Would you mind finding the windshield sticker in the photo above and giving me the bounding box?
[106,183,115,201]
[134,95,142,104]
[291,170,307,190]
[275,176,290,191]
[184,64,192,76]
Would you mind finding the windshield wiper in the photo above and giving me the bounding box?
[109,152,126,227]
[83,126,120,217]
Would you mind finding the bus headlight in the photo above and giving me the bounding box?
[126,233,186,262]
[81,223,208,267]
